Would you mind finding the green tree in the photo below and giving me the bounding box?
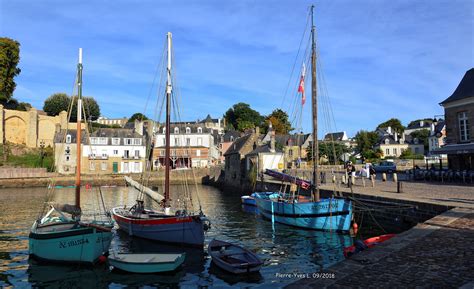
[410,129,430,152]
[128,113,148,123]
[376,118,405,133]
[355,130,379,153]
[0,38,21,102]
[43,93,70,116]
[70,96,100,122]
[261,109,293,134]
[318,142,350,164]
[224,102,263,132]
[407,118,433,128]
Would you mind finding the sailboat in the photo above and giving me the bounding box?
[29,48,114,263]
[254,6,353,232]
[111,32,210,247]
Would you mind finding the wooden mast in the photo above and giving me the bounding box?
[75,48,83,210]
[310,6,320,202]
[164,32,172,211]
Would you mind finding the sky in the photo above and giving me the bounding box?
[1,0,473,137]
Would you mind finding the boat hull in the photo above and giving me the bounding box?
[29,222,113,264]
[254,193,353,231]
[241,196,256,206]
[109,253,186,273]
[112,207,205,247]
[208,239,263,274]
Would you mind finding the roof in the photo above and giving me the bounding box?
[247,144,282,156]
[157,123,213,134]
[54,129,88,144]
[222,130,240,142]
[275,134,310,147]
[90,128,142,138]
[407,121,432,130]
[224,134,252,156]
[200,114,219,123]
[440,68,474,105]
[323,132,346,141]
[378,134,421,145]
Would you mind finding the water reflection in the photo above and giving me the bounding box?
[0,185,354,288]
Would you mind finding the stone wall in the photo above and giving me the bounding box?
[0,167,53,179]
[0,105,77,148]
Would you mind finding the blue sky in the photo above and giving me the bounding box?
[1,0,472,137]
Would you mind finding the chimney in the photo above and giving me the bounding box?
[270,130,276,153]
[420,120,424,127]
[430,123,435,134]
[134,120,144,136]
[387,126,392,135]
[400,133,405,143]
[394,132,398,142]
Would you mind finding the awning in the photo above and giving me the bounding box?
[432,143,474,155]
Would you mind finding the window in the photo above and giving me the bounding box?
[134,138,141,145]
[386,149,390,155]
[66,156,70,161]
[123,162,129,173]
[384,139,390,145]
[66,134,71,144]
[124,150,130,158]
[197,127,202,134]
[458,111,470,142]
[197,137,202,146]
[134,162,140,172]
[186,127,191,134]
[112,138,120,145]
[289,149,293,157]
[124,138,132,145]
[99,137,108,145]
[101,162,107,170]
[196,149,201,157]
[186,138,191,146]
[393,148,397,155]
[101,150,107,158]
[160,150,164,156]
[174,127,179,134]
[90,137,97,144]
[162,127,166,134]
[90,162,95,171]
[175,138,180,146]
[135,150,140,157]
[113,150,118,155]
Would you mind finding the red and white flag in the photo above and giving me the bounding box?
[298,63,306,105]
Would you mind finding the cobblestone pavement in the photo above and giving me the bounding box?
[285,207,474,289]
[320,177,474,209]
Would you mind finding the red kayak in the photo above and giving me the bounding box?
[343,234,396,257]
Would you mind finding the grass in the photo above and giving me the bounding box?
[0,144,55,172]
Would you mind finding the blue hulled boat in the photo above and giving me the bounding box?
[254,194,352,231]
[253,7,353,232]
[29,48,113,263]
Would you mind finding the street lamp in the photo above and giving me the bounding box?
[39,140,45,167]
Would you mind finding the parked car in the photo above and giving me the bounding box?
[374,161,397,173]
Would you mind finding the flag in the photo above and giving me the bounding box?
[298,63,306,105]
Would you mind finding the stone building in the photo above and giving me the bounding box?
[0,105,79,148]
[436,68,474,170]
[219,130,240,163]
[223,129,260,187]
[376,130,424,158]
[95,116,128,127]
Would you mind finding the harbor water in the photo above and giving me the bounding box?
[0,185,357,288]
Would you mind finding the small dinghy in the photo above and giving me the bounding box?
[344,234,396,257]
[108,252,186,273]
[208,239,263,274]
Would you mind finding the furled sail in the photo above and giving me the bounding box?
[124,176,164,202]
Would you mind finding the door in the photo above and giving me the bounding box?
[113,162,118,173]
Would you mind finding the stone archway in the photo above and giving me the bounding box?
[5,115,27,145]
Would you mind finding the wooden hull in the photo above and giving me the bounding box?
[254,193,353,231]
[108,253,185,273]
[29,221,113,264]
[208,239,263,274]
[112,207,205,247]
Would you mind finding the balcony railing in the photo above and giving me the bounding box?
[88,155,108,160]
[122,155,142,160]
